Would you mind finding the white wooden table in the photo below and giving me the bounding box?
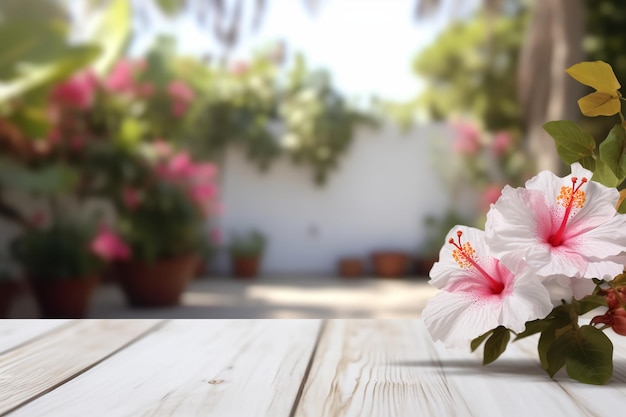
[1,320,625,417]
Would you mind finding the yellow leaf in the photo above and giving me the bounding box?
[578,91,622,117]
[566,61,621,93]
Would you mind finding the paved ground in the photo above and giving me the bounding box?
[9,275,437,319]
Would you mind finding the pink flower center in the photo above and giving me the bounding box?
[548,176,587,247]
[449,231,504,294]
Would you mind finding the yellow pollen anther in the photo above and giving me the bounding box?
[452,242,476,269]
[556,186,586,209]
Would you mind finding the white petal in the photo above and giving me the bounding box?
[485,186,552,269]
[583,260,625,279]
[423,290,500,349]
[570,214,626,259]
[501,270,553,331]
[429,225,491,289]
[531,245,587,278]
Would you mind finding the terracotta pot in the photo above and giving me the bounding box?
[117,254,199,307]
[371,251,410,278]
[231,256,261,278]
[0,281,18,318]
[29,276,99,318]
[338,258,363,278]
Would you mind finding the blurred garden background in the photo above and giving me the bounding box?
[1,0,625,318]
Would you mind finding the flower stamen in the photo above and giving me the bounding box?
[549,176,587,247]
[449,230,504,294]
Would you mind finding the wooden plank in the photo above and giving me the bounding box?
[7,320,321,417]
[0,320,73,355]
[295,320,622,417]
[0,319,162,416]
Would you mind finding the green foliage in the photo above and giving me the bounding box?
[10,221,102,280]
[413,8,528,131]
[543,121,597,170]
[280,54,377,184]
[513,296,612,384]
[229,230,267,258]
[89,0,132,76]
[0,3,100,104]
[0,159,79,195]
[117,182,205,262]
[470,326,512,365]
[543,120,626,188]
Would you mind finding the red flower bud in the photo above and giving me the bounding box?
[612,308,626,336]
[606,289,620,310]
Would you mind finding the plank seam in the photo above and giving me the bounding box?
[0,319,169,417]
[288,319,327,417]
[0,320,78,357]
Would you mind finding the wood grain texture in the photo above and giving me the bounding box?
[7,320,321,417]
[0,319,162,416]
[0,320,73,354]
[295,320,626,417]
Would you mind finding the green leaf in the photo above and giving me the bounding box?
[599,124,626,181]
[89,0,131,75]
[471,328,495,352]
[592,158,622,188]
[551,325,614,385]
[538,329,558,371]
[483,326,510,365]
[0,22,68,80]
[8,105,50,138]
[573,295,608,315]
[543,121,597,170]
[613,273,626,286]
[117,118,146,148]
[545,329,571,377]
[515,319,548,340]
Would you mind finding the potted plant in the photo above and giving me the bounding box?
[113,147,219,307]
[229,230,267,278]
[10,220,128,318]
[114,182,206,306]
[337,257,364,278]
[371,251,410,278]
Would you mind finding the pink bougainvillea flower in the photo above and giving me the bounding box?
[153,139,173,159]
[50,71,98,110]
[424,226,552,349]
[192,163,217,182]
[230,61,249,76]
[486,163,626,280]
[167,80,194,117]
[491,131,513,156]
[210,229,222,244]
[167,152,195,178]
[122,187,141,210]
[167,80,194,103]
[104,60,137,94]
[452,121,481,155]
[480,185,502,211]
[189,183,216,201]
[90,225,131,262]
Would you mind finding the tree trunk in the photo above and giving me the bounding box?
[517,0,585,174]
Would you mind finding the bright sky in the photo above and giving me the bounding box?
[131,0,478,102]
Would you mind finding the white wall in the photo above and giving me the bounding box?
[216,123,452,275]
